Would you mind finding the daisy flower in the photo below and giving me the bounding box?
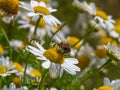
[0,0,19,15]
[27,42,80,79]
[20,1,61,26]
[26,66,41,78]
[72,0,96,15]
[73,0,115,32]
[105,43,120,61]
[10,39,24,51]
[18,14,57,40]
[2,83,28,90]
[0,56,17,77]
[94,77,120,90]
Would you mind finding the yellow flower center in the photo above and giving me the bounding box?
[66,37,80,49]
[33,6,50,15]
[0,66,7,74]
[115,19,120,34]
[43,48,64,64]
[0,0,19,14]
[77,55,90,70]
[30,69,41,77]
[29,17,46,28]
[12,77,21,88]
[98,86,113,90]
[0,45,4,54]
[96,9,108,20]
[94,46,107,58]
[12,62,23,72]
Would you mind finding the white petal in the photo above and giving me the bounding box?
[104,78,111,86]
[27,12,38,17]
[48,8,57,13]
[39,2,46,7]
[35,42,45,52]
[49,63,61,79]
[31,1,39,7]
[20,2,33,11]
[42,60,51,69]
[65,58,79,64]
[32,15,40,21]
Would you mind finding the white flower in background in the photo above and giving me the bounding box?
[20,1,61,26]
[2,83,28,90]
[26,65,41,78]
[93,16,115,31]
[94,78,120,90]
[73,0,115,32]
[10,39,24,51]
[18,14,57,41]
[72,0,96,15]
[0,56,17,77]
[105,43,120,61]
[27,42,80,79]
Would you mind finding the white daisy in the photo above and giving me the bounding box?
[26,65,41,78]
[93,16,115,32]
[0,56,17,77]
[104,43,120,61]
[2,83,28,90]
[94,78,120,90]
[18,14,57,41]
[72,0,96,15]
[10,39,24,51]
[20,1,61,26]
[26,42,80,79]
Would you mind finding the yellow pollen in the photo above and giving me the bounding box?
[0,0,19,14]
[12,62,23,72]
[29,17,46,28]
[0,66,7,74]
[12,77,21,88]
[30,69,41,77]
[96,9,108,20]
[98,86,113,90]
[0,45,4,54]
[33,6,50,15]
[77,55,90,70]
[94,46,107,58]
[66,37,80,49]
[43,48,64,64]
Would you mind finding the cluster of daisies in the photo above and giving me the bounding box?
[0,0,120,89]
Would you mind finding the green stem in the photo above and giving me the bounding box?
[0,27,12,59]
[38,70,48,90]
[0,77,2,90]
[49,23,66,41]
[72,29,92,48]
[33,16,41,35]
[23,63,27,84]
[74,58,112,89]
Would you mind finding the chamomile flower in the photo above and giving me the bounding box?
[12,62,24,77]
[10,39,24,51]
[0,0,19,15]
[0,56,17,77]
[73,0,115,32]
[2,83,28,90]
[72,0,96,15]
[27,42,80,78]
[95,78,120,90]
[20,1,61,26]
[105,43,120,61]
[26,66,41,78]
[18,14,57,40]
